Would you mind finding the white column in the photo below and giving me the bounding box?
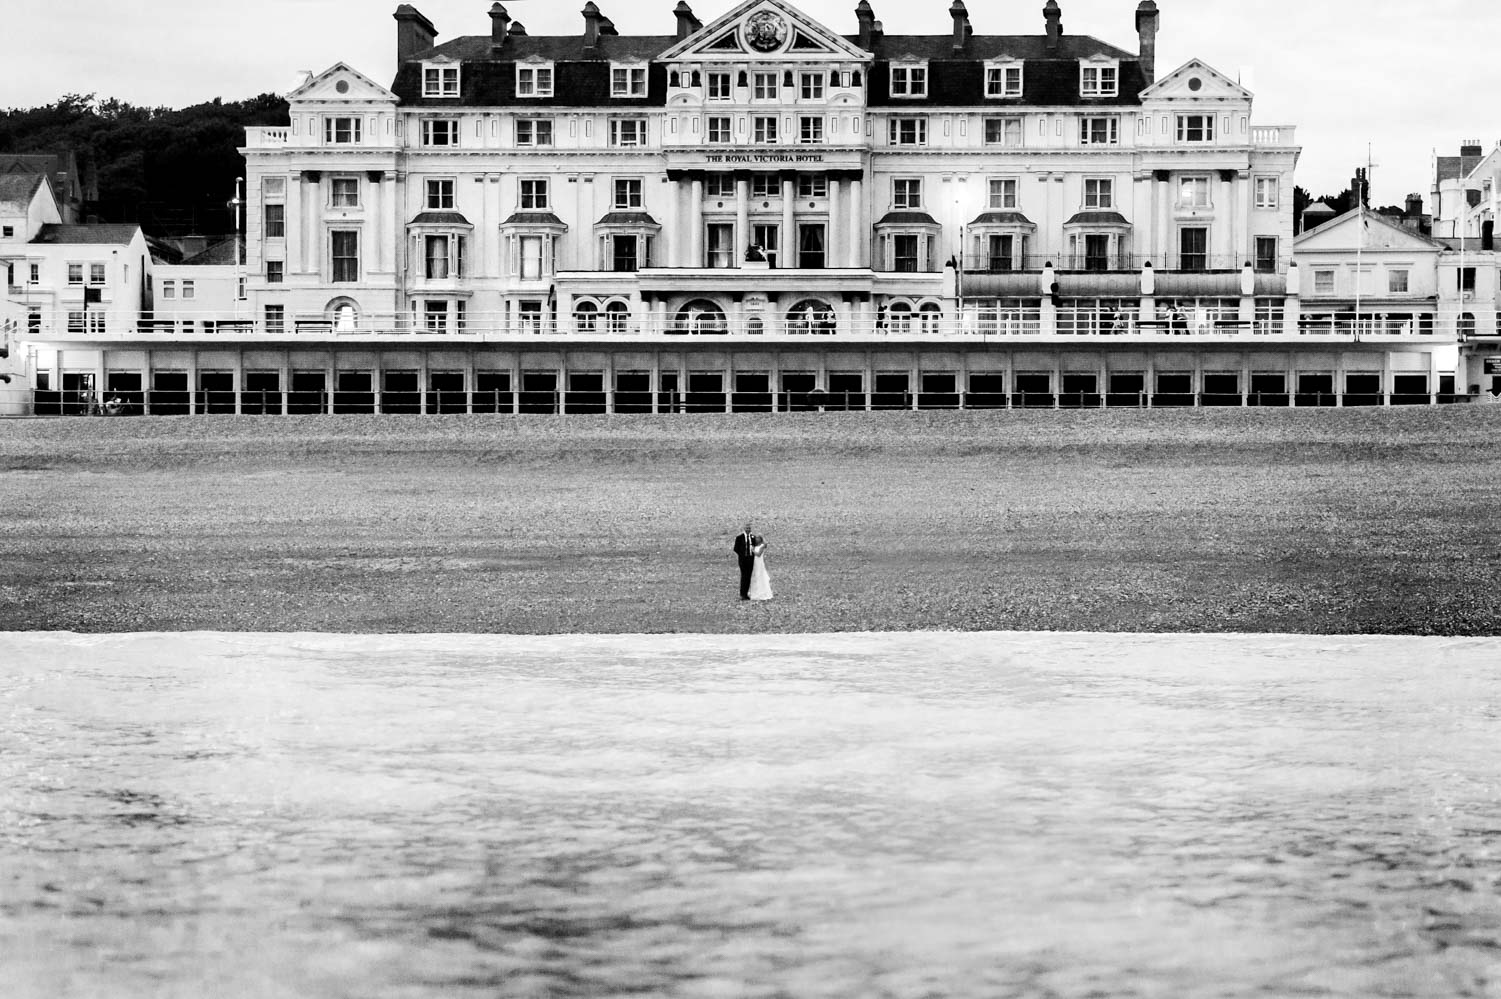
[781,175,796,267]
[736,176,750,268]
[690,176,704,267]
[285,173,303,274]
[827,177,843,270]
[847,177,863,268]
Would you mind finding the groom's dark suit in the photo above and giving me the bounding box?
[733,530,762,600]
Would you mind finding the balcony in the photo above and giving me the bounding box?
[1250,125,1298,147]
[244,127,290,148]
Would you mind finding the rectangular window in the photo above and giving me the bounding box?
[426,178,455,210]
[751,174,778,199]
[1179,227,1208,272]
[264,304,285,334]
[266,260,284,283]
[753,116,778,143]
[1178,176,1211,208]
[705,174,735,198]
[753,72,779,100]
[1459,266,1476,291]
[1313,269,1335,294]
[798,224,826,269]
[2,225,12,237]
[180,280,195,299]
[610,119,646,147]
[324,116,361,143]
[421,119,458,147]
[264,203,285,239]
[89,263,106,285]
[707,116,732,143]
[707,72,732,100]
[893,234,919,272]
[890,65,927,97]
[423,66,460,97]
[1256,236,1278,273]
[893,178,922,209]
[888,117,927,145]
[516,66,553,97]
[423,301,448,331]
[29,263,40,284]
[987,234,1015,271]
[706,223,734,268]
[67,263,83,285]
[425,235,452,279]
[331,231,359,282]
[800,73,825,100]
[263,176,286,198]
[1080,116,1118,145]
[611,66,648,97]
[798,116,824,143]
[161,279,175,299]
[988,178,1018,209]
[1084,178,1113,209]
[519,178,549,209]
[519,236,544,279]
[986,64,1023,98]
[1388,268,1409,293]
[614,178,643,209]
[984,117,1023,146]
[797,174,827,198]
[331,177,359,207]
[611,234,639,272]
[1254,177,1278,209]
[753,223,779,267]
[1176,114,1215,142]
[516,118,554,146]
[1081,65,1118,97]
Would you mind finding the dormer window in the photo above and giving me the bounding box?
[890,63,927,98]
[1080,60,1119,98]
[611,64,648,98]
[516,64,554,98]
[985,61,1023,98]
[422,64,460,98]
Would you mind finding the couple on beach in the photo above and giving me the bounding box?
[733,523,773,602]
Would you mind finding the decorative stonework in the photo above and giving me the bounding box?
[744,11,788,52]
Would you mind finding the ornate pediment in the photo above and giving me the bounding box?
[659,0,871,62]
[1141,59,1252,101]
[287,62,398,104]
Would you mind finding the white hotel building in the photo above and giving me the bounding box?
[6,0,1468,413]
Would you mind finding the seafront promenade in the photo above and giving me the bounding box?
[3,408,1498,635]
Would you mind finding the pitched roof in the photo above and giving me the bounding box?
[30,223,139,245]
[1434,157,1463,182]
[0,173,45,211]
[180,236,245,266]
[970,211,1036,226]
[597,211,660,226]
[409,211,472,226]
[875,211,939,226]
[1064,210,1130,226]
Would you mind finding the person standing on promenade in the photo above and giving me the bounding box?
[733,522,763,601]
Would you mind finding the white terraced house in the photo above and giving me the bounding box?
[4,0,1479,413]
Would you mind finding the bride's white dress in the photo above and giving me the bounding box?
[748,550,773,601]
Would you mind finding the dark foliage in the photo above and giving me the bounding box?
[0,93,288,235]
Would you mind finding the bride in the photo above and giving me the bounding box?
[748,537,773,601]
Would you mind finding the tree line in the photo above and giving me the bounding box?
[0,93,288,235]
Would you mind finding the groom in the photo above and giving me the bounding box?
[733,522,762,600]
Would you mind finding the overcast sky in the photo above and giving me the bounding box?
[1,0,1488,204]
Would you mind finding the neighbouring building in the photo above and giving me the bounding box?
[3,0,1476,413]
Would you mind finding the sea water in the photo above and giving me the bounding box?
[2,631,1499,999]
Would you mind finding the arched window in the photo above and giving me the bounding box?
[574,300,599,333]
[605,300,630,334]
[787,298,835,334]
[918,301,943,334]
[674,299,727,334]
[326,297,359,332]
[886,301,913,333]
[1459,312,1476,338]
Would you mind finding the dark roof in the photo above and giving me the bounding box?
[409,211,473,226]
[1064,211,1130,226]
[501,211,567,227]
[30,223,139,245]
[180,237,245,266]
[596,211,660,226]
[1434,157,1463,182]
[390,31,1145,107]
[1433,236,1499,253]
[970,211,1035,227]
[0,173,44,209]
[875,211,939,226]
[1302,200,1335,214]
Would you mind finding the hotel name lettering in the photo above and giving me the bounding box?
[703,153,826,164]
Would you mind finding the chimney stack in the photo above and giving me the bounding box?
[1043,1,1063,47]
[1135,1,1159,84]
[489,3,509,47]
[1460,140,1483,158]
[1405,193,1423,217]
[949,0,971,53]
[674,1,702,40]
[582,2,602,48]
[508,21,527,36]
[394,5,438,65]
[856,1,876,49]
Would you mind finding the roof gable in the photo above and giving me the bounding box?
[659,0,870,62]
[1140,58,1251,101]
[288,62,398,103]
[1294,209,1443,252]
